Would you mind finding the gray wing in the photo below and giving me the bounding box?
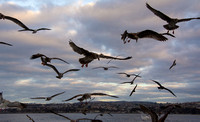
[129,84,137,96]
[91,93,118,98]
[30,97,46,99]
[107,66,119,69]
[0,42,12,46]
[45,63,60,76]
[99,54,132,60]
[117,72,128,75]
[51,57,69,64]
[50,91,65,98]
[177,17,200,23]
[4,15,30,30]
[26,115,35,122]
[63,69,80,74]
[138,30,168,41]
[30,53,46,59]
[62,94,83,102]
[140,105,158,122]
[164,88,177,97]
[69,40,92,56]
[146,3,172,23]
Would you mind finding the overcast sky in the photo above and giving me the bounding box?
[0,0,200,104]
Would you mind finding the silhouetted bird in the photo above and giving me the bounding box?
[121,30,175,44]
[92,66,118,70]
[117,72,142,78]
[140,104,175,122]
[69,40,132,67]
[45,63,80,79]
[30,53,69,65]
[169,60,176,70]
[30,91,65,101]
[129,84,138,96]
[151,80,177,97]
[0,42,12,46]
[0,13,51,33]
[146,3,200,34]
[121,72,141,84]
[63,93,118,102]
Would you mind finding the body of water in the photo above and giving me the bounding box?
[0,113,200,122]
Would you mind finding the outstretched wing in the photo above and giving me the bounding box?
[50,91,65,98]
[164,88,177,97]
[36,28,51,31]
[45,63,60,76]
[138,30,168,41]
[140,105,158,122]
[177,17,200,23]
[120,81,131,84]
[69,40,91,56]
[30,97,46,99]
[99,54,132,60]
[169,60,176,70]
[26,115,35,122]
[62,94,83,102]
[151,80,162,87]
[30,53,46,59]
[51,57,69,64]
[92,67,104,69]
[3,15,30,30]
[146,3,172,23]
[91,93,118,98]
[0,41,12,46]
[129,84,137,96]
[63,69,80,74]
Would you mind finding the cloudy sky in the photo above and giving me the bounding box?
[0,0,200,104]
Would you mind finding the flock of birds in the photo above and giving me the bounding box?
[0,2,200,122]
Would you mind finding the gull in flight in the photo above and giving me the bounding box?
[117,72,142,78]
[140,104,177,122]
[45,63,80,79]
[92,66,119,70]
[129,84,138,96]
[62,93,118,102]
[121,30,175,44]
[30,91,65,101]
[121,72,141,85]
[26,115,35,122]
[0,13,51,33]
[169,60,176,70]
[146,3,200,34]
[30,53,69,65]
[69,40,132,67]
[151,80,177,97]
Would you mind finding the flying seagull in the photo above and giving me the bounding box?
[121,72,141,85]
[169,59,176,70]
[69,40,132,67]
[117,72,142,78]
[30,91,65,101]
[151,80,177,97]
[26,115,35,122]
[0,13,51,33]
[62,93,118,102]
[121,30,175,44]
[129,84,138,96]
[45,63,80,79]
[0,42,12,46]
[92,66,119,70]
[30,53,69,65]
[146,3,200,34]
[140,104,175,122]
